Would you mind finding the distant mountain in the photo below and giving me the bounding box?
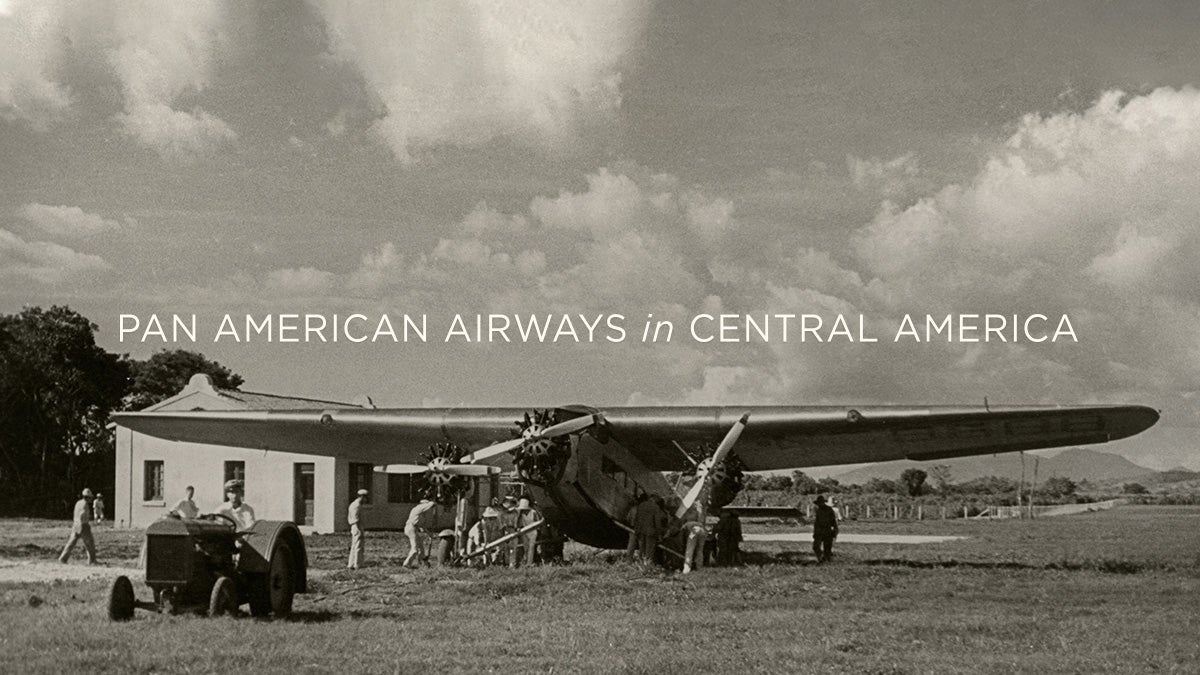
[829,447,1154,485]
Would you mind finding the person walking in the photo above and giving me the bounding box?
[59,488,98,564]
[812,495,839,563]
[347,488,368,569]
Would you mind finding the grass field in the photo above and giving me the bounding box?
[2,506,1198,673]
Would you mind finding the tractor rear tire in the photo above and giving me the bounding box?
[208,576,238,617]
[266,543,295,617]
[107,575,135,622]
[247,574,270,617]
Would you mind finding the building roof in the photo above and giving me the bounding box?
[144,373,373,412]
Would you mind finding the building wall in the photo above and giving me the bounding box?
[116,425,341,533]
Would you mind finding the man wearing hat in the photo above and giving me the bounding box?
[215,479,256,531]
[347,488,369,569]
[512,496,542,568]
[467,506,502,566]
[812,495,838,563]
[59,488,98,564]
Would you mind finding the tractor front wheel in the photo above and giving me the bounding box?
[208,576,238,617]
[107,575,135,621]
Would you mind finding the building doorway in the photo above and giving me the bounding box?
[293,463,314,526]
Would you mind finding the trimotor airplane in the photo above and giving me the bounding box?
[114,401,1159,550]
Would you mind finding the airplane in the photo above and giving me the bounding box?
[113,402,1159,553]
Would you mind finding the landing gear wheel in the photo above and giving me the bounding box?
[266,544,295,617]
[208,576,238,617]
[107,575,135,621]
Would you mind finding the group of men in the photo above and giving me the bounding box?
[346,491,550,570]
[462,494,546,567]
[623,494,746,573]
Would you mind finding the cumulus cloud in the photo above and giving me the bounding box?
[107,1,237,160]
[0,0,71,128]
[0,228,110,284]
[18,203,128,238]
[0,1,237,159]
[264,266,336,296]
[313,0,648,162]
[750,87,1200,414]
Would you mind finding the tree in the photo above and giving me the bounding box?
[863,477,899,494]
[791,470,822,494]
[928,464,952,492]
[900,468,928,497]
[125,349,244,410]
[1122,482,1149,495]
[0,306,130,515]
[1041,476,1078,499]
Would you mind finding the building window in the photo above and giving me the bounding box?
[143,460,164,502]
[224,460,245,494]
[349,462,373,504]
[388,474,419,503]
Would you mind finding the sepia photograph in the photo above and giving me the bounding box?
[1,2,1197,672]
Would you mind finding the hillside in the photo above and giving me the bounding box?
[829,447,1154,485]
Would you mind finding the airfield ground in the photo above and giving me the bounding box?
[1,506,1197,673]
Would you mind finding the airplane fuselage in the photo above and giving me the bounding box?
[526,435,677,549]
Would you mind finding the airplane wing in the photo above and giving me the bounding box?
[112,403,1158,472]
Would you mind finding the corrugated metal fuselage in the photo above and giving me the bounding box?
[526,435,676,549]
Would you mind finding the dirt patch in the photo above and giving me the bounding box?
[0,557,142,584]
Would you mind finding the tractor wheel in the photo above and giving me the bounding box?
[266,543,295,617]
[208,576,238,617]
[107,575,135,622]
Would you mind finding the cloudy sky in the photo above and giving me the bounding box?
[3,1,1198,469]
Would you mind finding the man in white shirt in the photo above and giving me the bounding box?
[403,497,437,568]
[347,489,368,569]
[171,485,200,519]
[214,479,256,531]
[59,488,98,564]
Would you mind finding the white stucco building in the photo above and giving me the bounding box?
[113,374,440,533]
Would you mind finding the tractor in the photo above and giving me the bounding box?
[107,514,307,620]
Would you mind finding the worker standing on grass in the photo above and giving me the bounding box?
[625,494,647,561]
[632,494,664,563]
[59,488,98,564]
[681,505,707,574]
[812,495,838,563]
[92,493,105,524]
[403,496,437,568]
[714,509,743,566]
[347,489,368,569]
[512,496,542,567]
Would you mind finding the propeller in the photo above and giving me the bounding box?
[676,413,750,518]
[465,412,602,463]
[377,460,499,479]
